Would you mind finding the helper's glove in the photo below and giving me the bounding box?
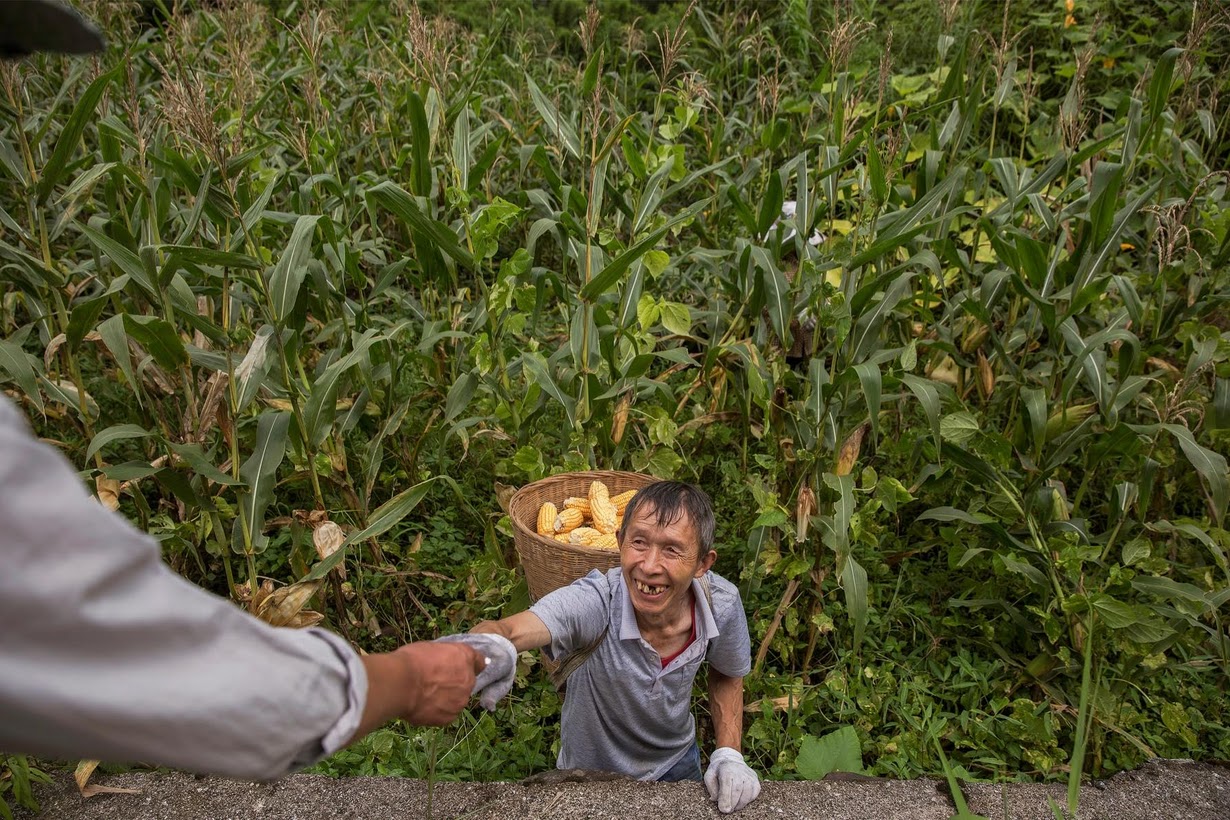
[703,747,761,814]
[434,633,517,711]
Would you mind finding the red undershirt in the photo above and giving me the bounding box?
[659,598,697,667]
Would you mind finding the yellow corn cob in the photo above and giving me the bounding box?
[590,481,618,534]
[563,496,592,515]
[537,502,558,536]
[568,526,603,546]
[593,532,619,550]
[554,507,585,534]
[611,489,637,515]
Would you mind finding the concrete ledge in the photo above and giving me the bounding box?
[17,759,1230,819]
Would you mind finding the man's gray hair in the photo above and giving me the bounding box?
[619,481,716,556]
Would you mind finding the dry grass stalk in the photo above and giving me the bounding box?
[653,0,698,90]
[825,1,874,74]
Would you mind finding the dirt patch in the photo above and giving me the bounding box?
[15,759,1229,819]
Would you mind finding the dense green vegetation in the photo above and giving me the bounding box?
[3,0,1229,812]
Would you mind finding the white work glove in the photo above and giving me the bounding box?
[704,747,761,814]
[434,633,517,711]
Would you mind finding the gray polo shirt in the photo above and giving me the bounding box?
[530,567,752,780]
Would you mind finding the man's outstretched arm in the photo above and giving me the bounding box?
[0,397,481,780]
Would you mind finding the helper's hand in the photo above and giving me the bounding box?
[435,633,518,710]
[704,747,761,814]
[354,641,486,740]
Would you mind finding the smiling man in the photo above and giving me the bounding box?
[469,481,760,813]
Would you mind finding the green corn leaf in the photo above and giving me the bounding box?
[85,423,152,462]
[853,362,882,444]
[580,199,708,302]
[303,330,382,448]
[408,90,433,197]
[750,246,791,351]
[526,74,581,160]
[122,314,189,371]
[37,65,118,204]
[80,225,158,300]
[303,475,459,581]
[445,371,478,422]
[0,339,43,414]
[232,410,290,555]
[1162,424,1228,525]
[366,181,475,270]
[581,46,603,97]
[756,169,784,237]
[521,350,576,429]
[266,214,321,325]
[97,314,138,403]
[901,374,942,456]
[452,107,471,192]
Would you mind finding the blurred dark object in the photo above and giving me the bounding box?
[0,0,105,58]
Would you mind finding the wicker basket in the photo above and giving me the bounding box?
[509,470,657,601]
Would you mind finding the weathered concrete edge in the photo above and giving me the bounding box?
[16,758,1230,820]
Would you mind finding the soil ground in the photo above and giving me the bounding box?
[15,758,1229,819]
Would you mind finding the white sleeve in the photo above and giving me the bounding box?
[0,397,366,780]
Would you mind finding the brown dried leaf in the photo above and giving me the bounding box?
[407,532,423,554]
[196,371,230,443]
[926,355,961,388]
[75,760,142,799]
[248,578,275,614]
[95,477,121,511]
[1146,356,1181,376]
[45,333,67,372]
[978,351,995,397]
[313,520,347,580]
[256,579,325,627]
[835,422,869,477]
[494,482,516,514]
[795,485,816,543]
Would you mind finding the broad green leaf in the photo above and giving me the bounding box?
[525,74,581,159]
[37,66,118,204]
[940,411,979,444]
[123,314,189,371]
[266,214,321,325]
[303,475,458,580]
[0,339,43,414]
[580,199,708,301]
[658,301,692,337]
[796,726,864,779]
[303,330,382,448]
[85,423,152,462]
[1162,424,1228,525]
[901,374,942,455]
[366,181,476,270]
[97,314,138,402]
[445,371,478,422]
[81,224,158,299]
[232,410,290,555]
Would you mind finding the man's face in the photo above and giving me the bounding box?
[619,503,716,621]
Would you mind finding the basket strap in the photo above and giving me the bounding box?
[549,628,608,692]
[550,573,715,692]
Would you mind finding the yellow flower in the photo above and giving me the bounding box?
[1064,13,1076,28]
[1102,57,1116,69]
[1065,0,1075,10]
